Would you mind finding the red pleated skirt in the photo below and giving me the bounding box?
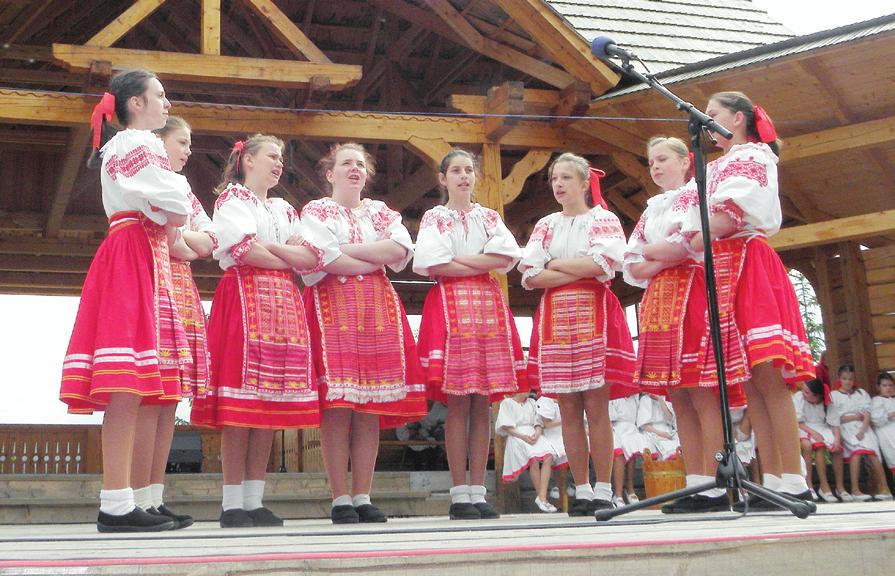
[527,279,637,398]
[303,271,427,429]
[417,274,527,403]
[169,259,210,398]
[60,212,191,413]
[191,266,320,429]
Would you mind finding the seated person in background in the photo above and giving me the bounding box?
[609,393,647,507]
[793,379,839,503]
[638,393,681,461]
[496,393,561,513]
[395,402,447,470]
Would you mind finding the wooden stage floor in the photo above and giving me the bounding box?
[0,501,892,575]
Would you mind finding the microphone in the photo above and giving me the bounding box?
[590,36,637,62]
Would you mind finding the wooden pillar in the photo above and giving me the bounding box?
[839,241,879,392]
[814,247,840,372]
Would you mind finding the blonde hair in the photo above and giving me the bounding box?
[647,136,689,159]
[153,115,191,138]
[214,133,284,195]
[317,142,376,193]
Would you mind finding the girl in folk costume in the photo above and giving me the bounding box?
[125,116,212,530]
[191,134,323,528]
[59,70,191,532]
[413,149,525,520]
[300,143,427,524]
[793,379,839,503]
[871,372,895,493]
[609,393,647,507]
[519,153,636,516]
[495,393,560,512]
[828,365,891,501]
[679,92,816,506]
[535,394,569,473]
[623,136,730,513]
[637,393,681,461]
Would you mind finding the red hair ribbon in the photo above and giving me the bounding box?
[90,92,115,149]
[233,140,245,177]
[752,105,778,143]
[588,167,607,209]
[688,152,695,178]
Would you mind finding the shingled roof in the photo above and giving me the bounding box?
[547,0,794,72]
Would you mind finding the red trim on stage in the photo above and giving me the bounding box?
[2,527,893,569]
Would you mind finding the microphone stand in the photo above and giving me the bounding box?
[594,55,814,521]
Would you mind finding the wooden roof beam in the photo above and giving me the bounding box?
[427,0,575,90]
[610,151,655,195]
[201,0,221,55]
[492,0,618,93]
[770,210,895,251]
[85,0,168,47]
[244,0,331,63]
[0,88,609,152]
[502,149,552,204]
[51,44,362,89]
[485,81,525,141]
[782,114,895,163]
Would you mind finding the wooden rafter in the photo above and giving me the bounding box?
[770,210,895,251]
[502,149,551,204]
[85,0,167,47]
[51,44,362,89]
[610,151,655,196]
[0,89,610,152]
[201,0,221,55]
[492,0,618,94]
[782,115,895,163]
[244,0,331,63]
[484,82,525,141]
[427,0,575,90]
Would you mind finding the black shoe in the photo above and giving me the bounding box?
[449,502,481,520]
[220,508,254,528]
[355,504,387,523]
[247,507,284,527]
[97,508,176,533]
[155,504,194,529]
[567,498,592,517]
[590,499,613,513]
[661,495,696,514]
[473,501,500,519]
[331,504,359,524]
[732,494,777,512]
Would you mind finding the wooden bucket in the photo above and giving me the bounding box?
[641,449,685,508]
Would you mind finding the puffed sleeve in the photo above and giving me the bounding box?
[412,208,455,276]
[495,399,517,436]
[682,143,781,237]
[870,397,889,428]
[211,185,258,270]
[622,210,650,289]
[587,208,626,282]
[481,209,523,273]
[856,390,872,414]
[100,130,190,224]
[826,393,842,427]
[792,392,806,423]
[300,199,344,267]
[535,397,558,422]
[369,201,414,273]
[518,215,554,290]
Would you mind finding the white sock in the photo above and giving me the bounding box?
[99,487,136,516]
[593,482,613,501]
[243,480,265,511]
[133,486,153,511]
[332,494,353,508]
[780,473,810,494]
[222,484,243,511]
[685,474,701,489]
[150,484,164,508]
[575,483,595,501]
[352,493,371,507]
[762,473,783,491]
[693,474,725,498]
[469,485,487,504]
[450,485,471,504]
